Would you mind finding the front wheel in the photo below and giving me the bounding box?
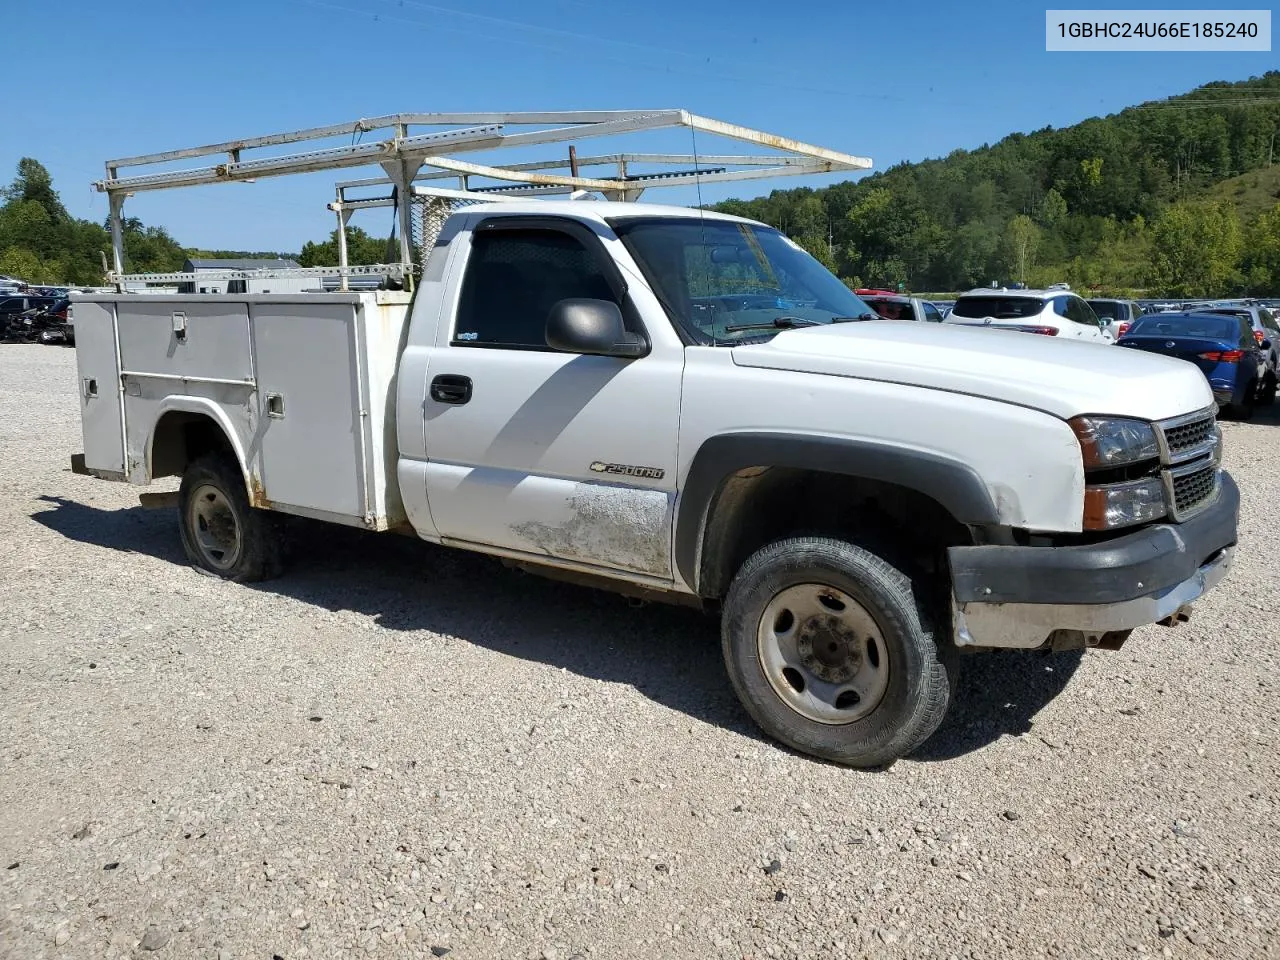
[177,454,283,582]
[721,537,956,768]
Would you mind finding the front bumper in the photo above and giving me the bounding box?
[948,472,1239,649]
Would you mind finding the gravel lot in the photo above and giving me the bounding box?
[1,342,1278,960]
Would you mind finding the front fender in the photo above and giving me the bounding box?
[673,432,1002,593]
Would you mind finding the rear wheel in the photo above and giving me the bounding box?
[720,537,956,768]
[177,454,283,582]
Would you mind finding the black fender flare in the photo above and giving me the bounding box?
[674,432,1002,594]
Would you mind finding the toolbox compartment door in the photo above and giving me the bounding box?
[73,301,126,477]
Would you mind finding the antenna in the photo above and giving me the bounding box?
[690,123,714,345]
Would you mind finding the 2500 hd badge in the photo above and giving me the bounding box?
[589,461,666,480]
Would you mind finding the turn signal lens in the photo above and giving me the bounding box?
[1083,478,1167,530]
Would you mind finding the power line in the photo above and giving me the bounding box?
[283,0,981,108]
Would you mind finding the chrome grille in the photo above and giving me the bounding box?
[1156,408,1217,465]
[1170,463,1219,520]
[1164,417,1215,458]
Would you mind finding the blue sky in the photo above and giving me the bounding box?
[4,0,1275,252]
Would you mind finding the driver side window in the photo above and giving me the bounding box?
[453,228,620,349]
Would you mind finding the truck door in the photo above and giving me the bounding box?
[415,217,683,580]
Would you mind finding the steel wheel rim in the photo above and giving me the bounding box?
[756,583,890,725]
[187,483,242,571]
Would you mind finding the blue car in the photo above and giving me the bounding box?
[1116,311,1267,419]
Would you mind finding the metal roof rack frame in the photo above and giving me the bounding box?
[96,110,872,289]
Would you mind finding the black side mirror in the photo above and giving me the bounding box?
[1262,338,1272,351]
[546,298,648,359]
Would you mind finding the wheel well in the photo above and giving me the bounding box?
[150,412,238,480]
[697,467,975,599]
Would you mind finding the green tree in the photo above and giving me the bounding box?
[1149,201,1242,297]
[2,158,68,222]
[1039,188,1068,227]
[298,226,391,267]
[1004,215,1040,282]
[0,246,43,281]
[1243,202,1280,294]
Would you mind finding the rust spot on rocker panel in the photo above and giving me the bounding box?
[248,473,273,510]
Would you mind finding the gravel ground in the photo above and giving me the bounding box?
[1,342,1277,960]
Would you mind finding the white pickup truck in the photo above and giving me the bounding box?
[70,201,1239,767]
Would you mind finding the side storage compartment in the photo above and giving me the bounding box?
[72,300,126,478]
[116,300,254,484]
[250,300,368,521]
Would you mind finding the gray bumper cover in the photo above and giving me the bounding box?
[948,472,1239,649]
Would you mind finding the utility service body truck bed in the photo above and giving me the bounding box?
[70,115,1239,767]
[73,290,413,532]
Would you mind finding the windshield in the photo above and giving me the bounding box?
[1127,315,1241,340]
[611,217,873,342]
[1087,300,1122,320]
[950,295,1044,320]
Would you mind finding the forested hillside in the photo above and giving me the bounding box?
[714,72,1280,296]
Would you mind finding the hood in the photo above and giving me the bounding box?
[731,320,1214,421]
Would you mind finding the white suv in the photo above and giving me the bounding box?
[945,288,1112,343]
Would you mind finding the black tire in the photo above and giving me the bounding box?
[1258,372,1277,407]
[721,537,956,768]
[177,453,283,582]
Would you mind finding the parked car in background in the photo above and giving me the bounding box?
[0,295,57,328]
[4,299,73,344]
[1116,312,1264,418]
[859,293,946,323]
[1200,303,1280,404]
[944,288,1111,342]
[1087,298,1144,340]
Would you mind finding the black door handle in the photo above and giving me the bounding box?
[430,374,473,405]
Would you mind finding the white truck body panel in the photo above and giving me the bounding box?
[71,291,413,530]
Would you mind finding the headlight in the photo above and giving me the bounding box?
[1068,416,1160,468]
[1083,477,1167,530]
